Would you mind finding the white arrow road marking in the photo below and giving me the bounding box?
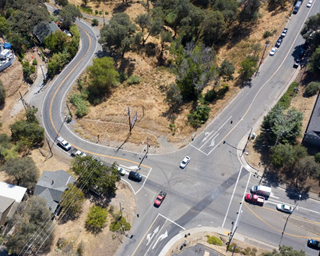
[152,231,168,249]
[202,132,213,143]
[146,226,159,246]
[208,133,219,147]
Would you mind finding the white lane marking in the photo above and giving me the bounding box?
[152,231,168,250]
[158,213,186,230]
[146,226,159,246]
[198,116,232,150]
[190,144,209,156]
[222,166,247,228]
[135,168,153,195]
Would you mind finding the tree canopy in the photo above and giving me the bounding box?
[99,13,137,56]
[85,206,108,233]
[72,156,120,196]
[0,156,39,187]
[4,196,53,255]
[0,79,6,106]
[86,57,119,103]
[261,105,303,146]
[59,4,82,29]
[201,10,226,46]
[10,107,44,149]
[60,183,85,219]
[176,43,217,99]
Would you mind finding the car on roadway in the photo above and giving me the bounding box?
[180,156,190,168]
[117,166,126,176]
[57,137,71,151]
[307,239,320,250]
[307,0,313,7]
[245,193,265,205]
[71,150,86,157]
[64,30,72,37]
[269,47,277,56]
[293,58,300,68]
[154,191,167,207]
[275,37,282,48]
[281,28,288,38]
[276,204,294,214]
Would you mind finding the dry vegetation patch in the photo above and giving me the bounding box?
[66,0,293,153]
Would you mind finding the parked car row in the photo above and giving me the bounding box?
[270,28,288,56]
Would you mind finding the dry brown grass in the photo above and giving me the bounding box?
[66,0,293,153]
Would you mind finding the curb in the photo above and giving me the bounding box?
[159,226,277,256]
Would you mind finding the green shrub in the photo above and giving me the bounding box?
[99,11,102,15]
[227,243,240,253]
[23,61,29,67]
[204,89,217,102]
[105,11,108,15]
[80,6,93,13]
[92,19,99,26]
[217,85,229,99]
[305,81,320,97]
[277,81,298,109]
[30,65,35,73]
[119,72,128,83]
[109,216,131,232]
[32,59,37,65]
[70,94,89,117]
[95,10,98,15]
[206,236,222,246]
[188,104,211,128]
[263,30,272,39]
[127,75,140,85]
[315,152,320,163]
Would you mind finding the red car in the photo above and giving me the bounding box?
[245,193,265,206]
[154,191,167,207]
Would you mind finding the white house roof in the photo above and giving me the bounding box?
[0,182,27,203]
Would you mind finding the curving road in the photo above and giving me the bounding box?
[42,3,320,256]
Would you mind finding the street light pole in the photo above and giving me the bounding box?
[279,194,301,247]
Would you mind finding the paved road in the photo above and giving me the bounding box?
[39,2,320,256]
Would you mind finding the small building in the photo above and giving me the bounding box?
[34,170,75,214]
[0,196,15,226]
[0,182,27,226]
[303,93,320,147]
[33,21,60,44]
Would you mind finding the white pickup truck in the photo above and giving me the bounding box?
[57,137,71,151]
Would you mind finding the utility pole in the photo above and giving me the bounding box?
[227,202,243,247]
[279,194,301,247]
[128,107,132,134]
[19,91,27,112]
[138,136,149,170]
[40,64,46,83]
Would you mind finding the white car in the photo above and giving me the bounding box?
[117,166,126,176]
[180,156,190,169]
[307,0,312,7]
[64,30,72,37]
[276,204,294,214]
[269,47,276,56]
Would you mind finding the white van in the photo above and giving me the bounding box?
[251,185,271,197]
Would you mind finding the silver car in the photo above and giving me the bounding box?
[180,156,190,169]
